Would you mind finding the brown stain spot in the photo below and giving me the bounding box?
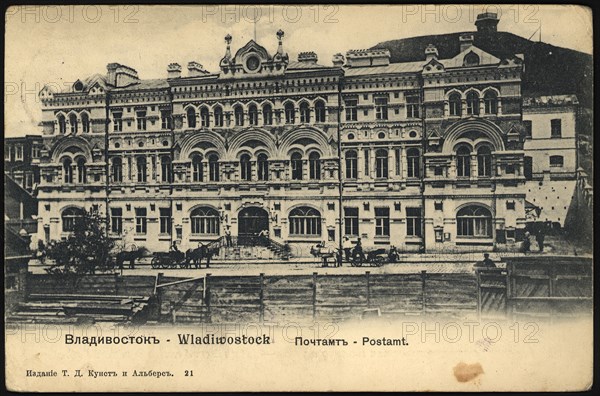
[453,362,484,382]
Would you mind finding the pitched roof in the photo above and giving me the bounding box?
[371,31,592,107]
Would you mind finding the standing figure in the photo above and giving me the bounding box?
[342,236,353,264]
[388,245,399,263]
[521,231,531,253]
[536,228,545,252]
[225,226,233,247]
[474,253,496,269]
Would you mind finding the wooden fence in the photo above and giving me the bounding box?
[476,256,593,322]
[155,271,479,323]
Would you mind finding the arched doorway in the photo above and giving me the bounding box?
[238,207,269,238]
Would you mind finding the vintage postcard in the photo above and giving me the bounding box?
[4,3,593,392]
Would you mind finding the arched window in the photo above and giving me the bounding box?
[309,152,321,180]
[345,150,358,179]
[463,52,480,67]
[248,104,258,126]
[457,205,492,237]
[257,153,269,181]
[76,158,86,184]
[69,114,78,134]
[57,114,67,134]
[466,92,480,115]
[190,207,220,235]
[62,207,85,232]
[477,146,492,177]
[456,146,471,177]
[112,157,123,182]
[208,154,220,181]
[262,104,273,125]
[449,93,462,116]
[200,107,210,128]
[63,158,73,183]
[136,156,147,183]
[234,105,244,126]
[192,155,203,182]
[285,102,295,124]
[213,106,224,127]
[314,100,326,123]
[160,155,172,183]
[187,107,197,128]
[81,113,90,133]
[299,102,310,123]
[484,91,498,114]
[407,148,420,178]
[291,152,303,180]
[289,207,322,236]
[375,149,388,178]
[240,153,252,181]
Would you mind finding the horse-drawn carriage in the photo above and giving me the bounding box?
[349,248,386,267]
[150,244,218,270]
[310,244,388,267]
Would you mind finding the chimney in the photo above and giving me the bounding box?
[475,12,499,33]
[459,33,474,52]
[424,44,438,61]
[167,63,182,79]
[187,61,208,77]
[345,49,390,68]
[298,51,318,65]
[106,63,139,87]
[332,53,345,67]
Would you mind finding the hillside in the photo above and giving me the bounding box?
[371,31,593,108]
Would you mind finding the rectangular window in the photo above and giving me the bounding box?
[344,207,359,236]
[32,145,41,158]
[406,94,420,118]
[111,208,123,234]
[161,157,172,183]
[136,111,147,131]
[159,208,171,235]
[551,119,562,138]
[395,149,401,176]
[364,149,369,176]
[375,97,388,120]
[15,145,23,161]
[406,207,422,237]
[375,207,390,236]
[135,207,147,234]
[345,99,358,121]
[161,110,172,130]
[523,120,532,139]
[5,146,11,161]
[113,112,123,132]
[549,156,564,168]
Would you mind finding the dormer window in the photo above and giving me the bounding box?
[463,52,480,67]
[246,55,261,72]
[74,81,84,91]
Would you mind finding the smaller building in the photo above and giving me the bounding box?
[522,95,579,227]
[5,135,43,193]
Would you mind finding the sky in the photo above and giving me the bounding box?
[4,4,593,138]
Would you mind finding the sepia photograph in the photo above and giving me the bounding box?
[4,3,593,392]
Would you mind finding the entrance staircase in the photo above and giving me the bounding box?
[210,236,291,261]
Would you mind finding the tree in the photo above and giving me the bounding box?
[46,209,115,285]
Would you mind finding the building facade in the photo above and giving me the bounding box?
[5,135,43,193]
[35,15,535,255]
[522,95,579,227]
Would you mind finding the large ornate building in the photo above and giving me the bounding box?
[36,14,535,255]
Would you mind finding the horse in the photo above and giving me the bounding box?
[310,243,340,267]
[116,247,149,269]
[185,245,219,269]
